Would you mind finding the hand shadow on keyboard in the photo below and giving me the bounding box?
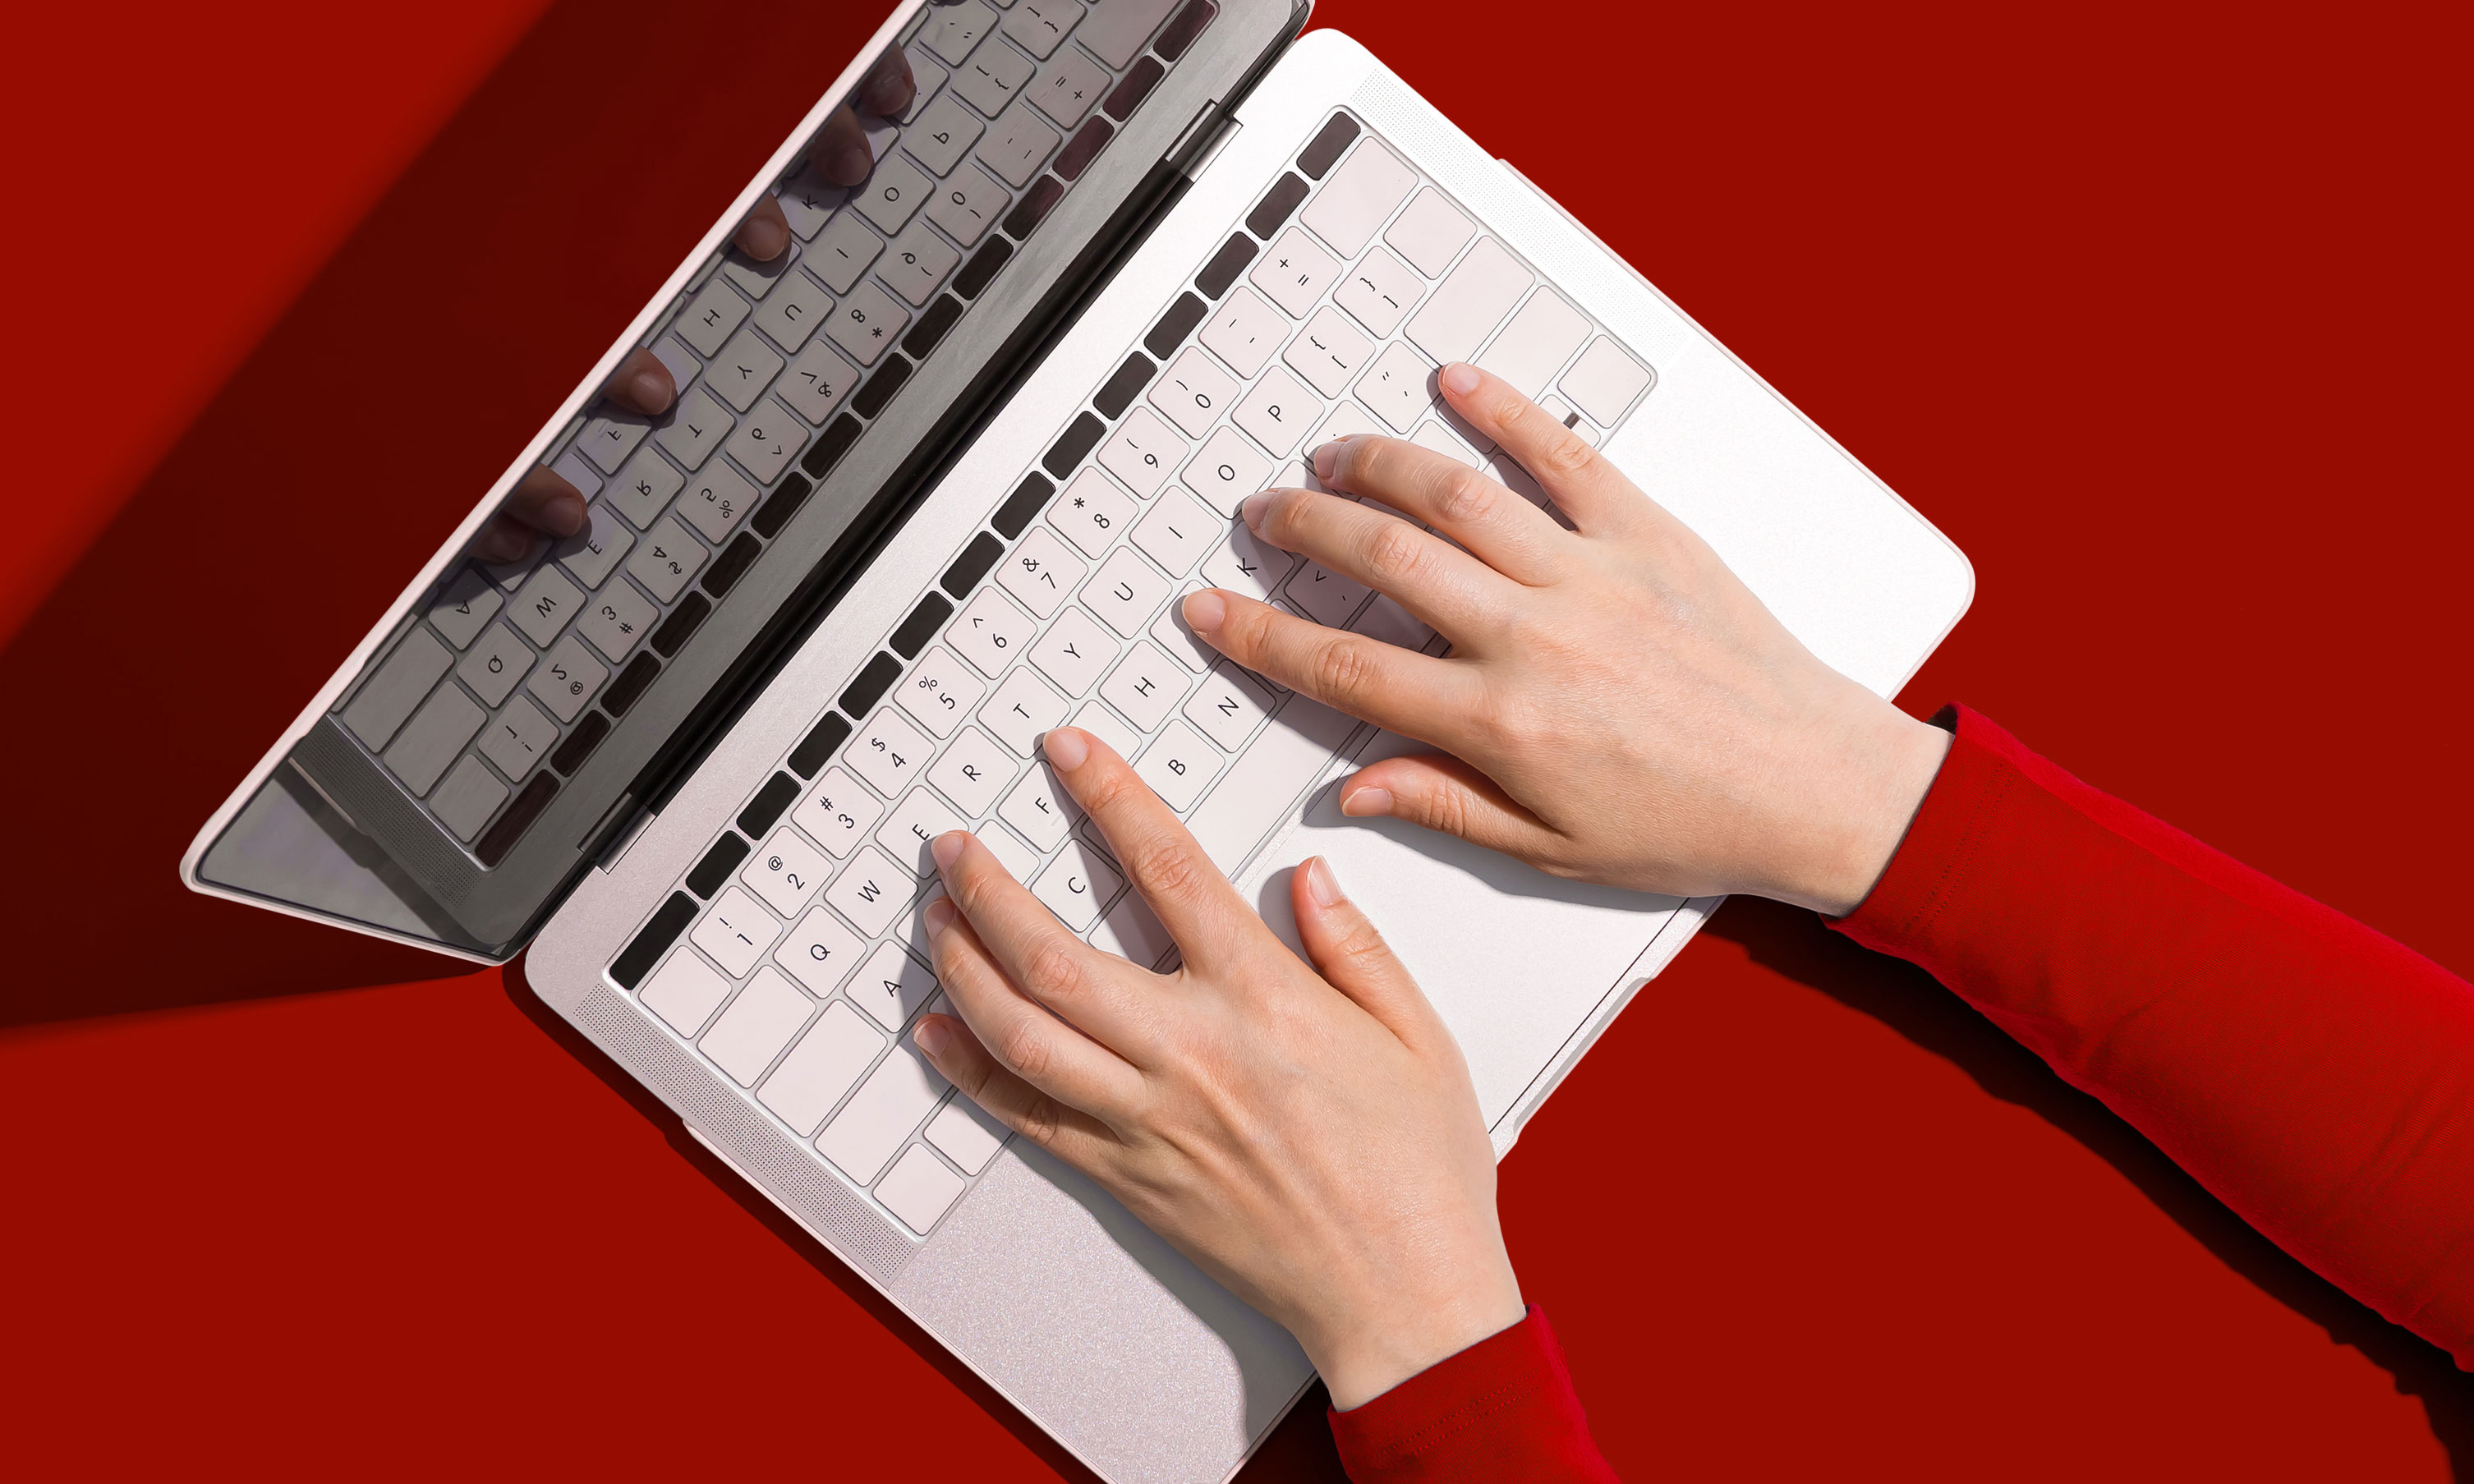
[0,0,894,1030]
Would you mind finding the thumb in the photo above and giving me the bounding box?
[1338,753,1568,872]
[1290,856,1445,1048]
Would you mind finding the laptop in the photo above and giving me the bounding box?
[184,2,1974,1478]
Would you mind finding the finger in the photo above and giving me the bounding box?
[1338,751,1570,870]
[731,196,793,263]
[1309,432,1570,583]
[930,831,1163,1060]
[1432,362,1644,536]
[1038,728,1258,967]
[481,466,586,562]
[1182,588,1488,751]
[913,1012,1120,1165]
[1288,857,1447,1050]
[922,894,1147,1116]
[856,44,916,119]
[806,106,876,187]
[1238,485,1518,637]
[602,347,676,415]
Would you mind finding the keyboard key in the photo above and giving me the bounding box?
[793,766,884,858]
[1180,425,1272,515]
[609,446,684,530]
[1313,399,1386,448]
[877,1144,968,1234]
[623,517,707,604]
[775,162,847,241]
[701,967,816,1087]
[553,502,634,590]
[1032,838,1125,930]
[1233,365,1319,458]
[855,152,935,236]
[1285,559,1374,627]
[1559,335,1655,427]
[881,219,962,306]
[1152,582,1216,669]
[692,885,780,978]
[878,785,973,876]
[1250,227,1342,318]
[1193,234,1258,301]
[655,386,736,471]
[577,575,656,665]
[847,706,936,797]
[980,666,1071,754]
[1153,0,1214,58]
[826,278,910,366]
[1182,663,1275,751]
[777,339,859,425]
[1383,186,1477,278]
[1295,112,1360,179]
[1354,341,1437,433]
[927,162,1011,246]
[904,43,950,122]
[969,822,1039,892]
[1129,486,1215,576]
[550,708,613,772]
[677,461,759,545]
[720,240,803,301]
[527,633,609,723]
[1476,288,1592,399]
[926,1096,1008,1175]
[1405,237,1532,365]
[1071,700,1147,762]
[1301,138,1417,260]
[897,646,987,737]
[508,564,585,649]
[1081,546,1173,636]
[994,471,1058,538]
[1247,173,1311,240]
[383,682,486,795]
[430,756,509,842]
[1080,0,1178,66]
[1350,591,1438,653]
[759,1000,883,1137]
[1409,419,1483,470]
[480,535,547,593]
[1201,523,1297,600]
[674,278,752,358]
[806,211,885,293]
[424,567,502,650]
[977,101,1061,188]
[930,726,1019,817]
[1135,719,1221,811]
[1090,887,1176,968]
[851,938,941,1035]
[904,92,986,177]
[1199,287,1287,379]
[455,623,535,708]
[922,0,998,65]
[946,587,1037,677]
[999,761,1078,849]
[1001,0,1082,57]
[1098,407,1184,497]
[950,30,1034,115]
[688,832,753,898]
[743,825,832,917]
[1028,44,1107,127]
[1149,347,1237,438]
[723,403,804,485]
[1285,306,1374,399]
[776,904,866,995]
[820,1044,949,1184]
[707,326,787,410]
[1333,246,1424,338]
[1050,468,1136,558]
[996,526,1085,618]
[480,694,559,781]
[641,949,735,1037]
[827,844,915,935]
[1099,641,1190,732]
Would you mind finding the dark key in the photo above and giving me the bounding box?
[954,237,1014,299]
[1246,174,1309,238]
[602,652,660,716]
[650,592,710,657]
[1003,176,1064,238]
[1102,56,1164,122]
[1043,411,1108,478]
[1055,117,1113,181]
[1194,235,1257,298]
[992,473,1055,538]
[1143,292,1208,358]
[1297,113,1360,178]
[1155,0,1216,60]
[890,592,954,657]
[852,355,913,420]
[476,774,558,867]
[737,773,801,838]
[941,531,1006,597]
[610,892,699,990]
[788,711,853,779]
[798,412,865,480]
[685,832,751,898]
[702,532,761,597]
[1092,353,1155,419]
[902,294,965,359]
[549,710,610,775]
[754,471,816,537]
[839,652,903,716]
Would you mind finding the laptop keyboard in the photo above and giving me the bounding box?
[603,107,1659,1241]
[329,0,1218,867]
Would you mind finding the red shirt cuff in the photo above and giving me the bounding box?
[1326,1306,1619,1482]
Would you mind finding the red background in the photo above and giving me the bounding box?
[2,0,2467,1477]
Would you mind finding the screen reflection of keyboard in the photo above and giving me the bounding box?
[606,107,1660,1242]
[330,0,1217,866]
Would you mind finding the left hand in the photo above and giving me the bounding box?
[913,727,1526,1410]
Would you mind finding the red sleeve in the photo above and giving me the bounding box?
[1833,705,2474,1364]
[1327,1306,1619,1482]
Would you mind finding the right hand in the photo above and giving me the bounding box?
[1182,362,1952,917]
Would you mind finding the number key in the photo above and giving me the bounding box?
[845,707,936,797]
[945,588,1037,678]
[896,646,988,738]
[826,279,912,367]
[743,826,832,917]
[996,526,1086,618]
[792,766,885,857]
[577,577,658,664]
[623,516,710,603]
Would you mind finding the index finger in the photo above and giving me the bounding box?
[1037,728,1263,969]
[1434,363,1645,536]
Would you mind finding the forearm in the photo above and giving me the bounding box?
[1833,706,2474,1363]
[1327,1306,1620,1483]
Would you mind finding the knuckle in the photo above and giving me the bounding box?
[1023,936,1090,1003]
[1310,636,1381,708]
[1357,517,1427,586]
[1125,834,1210,903]
[1014,1091,1065,1147]
[1433,468,1499,526]
[997,1020,1055,1082]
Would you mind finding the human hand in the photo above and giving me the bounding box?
[1182,363,1952,918]
[911,728,1526,1410]
[474,43,921,563]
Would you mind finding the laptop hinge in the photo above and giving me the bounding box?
[1168,102,1240,181]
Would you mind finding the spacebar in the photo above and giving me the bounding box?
[1189,696,1363,876]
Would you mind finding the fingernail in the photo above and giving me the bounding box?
[547,494,586,536]
[923,895,958,934]
[1239,489,1273,532]
[1442,362,1483,396]
[824,140,873,184]
[1340,786,1393,818]
[1183,590,1227,632]
[628,369,670,410]
[931,833,966,870]
[1304,856,1345,909]
[1042,727,1089,771]
[1312,441,1343,482]
[914,1018,950,1056]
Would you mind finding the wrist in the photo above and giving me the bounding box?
[1307,1273,1526,1412]
[1777,699,1951,918]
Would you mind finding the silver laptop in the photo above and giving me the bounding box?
[185,3,1973,1479]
